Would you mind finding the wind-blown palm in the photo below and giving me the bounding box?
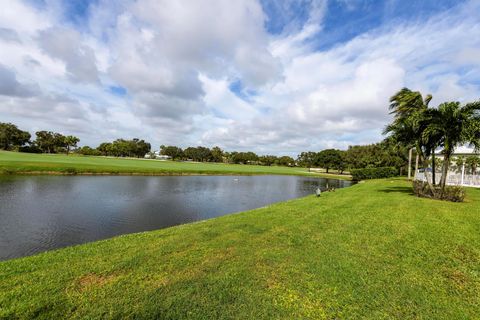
[423,101,480,190]
[384,88,436,183]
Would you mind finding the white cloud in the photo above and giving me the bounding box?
[0,0,478,156]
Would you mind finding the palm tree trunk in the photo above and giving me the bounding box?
[440,154,450,191]
[432,150,436,185]
[415,154,419,178]
[423,148,437,196]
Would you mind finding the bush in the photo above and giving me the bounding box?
[63,167,77,175]
[350,167,398,180]
[412,181,465,202]
[18,145,41,153]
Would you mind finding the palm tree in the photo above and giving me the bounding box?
[465,155,480,174]
[423,101,480,191]
[384,88,437,186]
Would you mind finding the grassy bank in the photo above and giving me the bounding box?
[1,179,479,319]
[0,151,350,179]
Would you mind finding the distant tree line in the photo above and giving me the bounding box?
[296,139,409,174]
[0,121,428,173]
[158,145,296,166]
[0,122,150,158]
[0,123,79,155]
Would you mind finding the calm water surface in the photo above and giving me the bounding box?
[0,175,353,260]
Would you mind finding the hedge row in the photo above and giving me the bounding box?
[350,167,398,180]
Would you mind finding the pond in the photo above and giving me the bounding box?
[0,175,353,260]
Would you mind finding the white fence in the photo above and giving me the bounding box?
[415,170,480,188]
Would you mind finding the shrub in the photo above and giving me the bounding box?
[350,167,398,180]
[18,145,41,153]
[63,167,77,175]
[412,181,465,202]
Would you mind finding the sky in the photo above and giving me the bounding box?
[0,0,479,156]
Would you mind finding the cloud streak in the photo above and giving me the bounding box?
[0,0,478,155]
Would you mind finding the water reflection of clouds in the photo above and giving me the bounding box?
[0,175,354,260]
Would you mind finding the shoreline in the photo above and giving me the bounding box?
[0,170,353,180]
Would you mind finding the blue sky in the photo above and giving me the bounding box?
[0,0,479,155]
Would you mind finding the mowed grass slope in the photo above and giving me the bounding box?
[0,151,348,179]
[1,179,479,319]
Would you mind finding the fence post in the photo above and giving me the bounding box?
[408,148,412,180]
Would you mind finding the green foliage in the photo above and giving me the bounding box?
[350,167,398,180]
[275,156,295,166]
[423,101,480,188]
[412,180,466,202]
[0,122,31,150]
[314,149,343,173]
[343,140,408,172]
[77,146,101,156]
[385,88,480,193]
[160,145,183,160]
[296,151,316,168]
[211,146,224,162]
[64,135,80,154]
[35,131,66,153]
[258,155,277,166]
[100,139,151,158]
[184,146,213,162]
[465,155,480,174]
[229,151,259,164]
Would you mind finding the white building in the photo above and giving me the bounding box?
[144,151,171,160]
[414,146,480,188]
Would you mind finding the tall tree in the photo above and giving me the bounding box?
[35,131,65,153]
[465,155,480,174]
[64,135,80,155]
[0,123,31,150]
[314,149,342,173]
[384,88,438,189]
[296,151,316,169]
[211,146,224,163]
[276,156,295,167]
[160,145,183,160]
[423,101,480,191]
[258,155,277,166]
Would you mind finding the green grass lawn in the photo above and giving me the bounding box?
[1,179,479,319]
[0,151,349,179]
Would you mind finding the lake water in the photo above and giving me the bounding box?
[0,175,353,260]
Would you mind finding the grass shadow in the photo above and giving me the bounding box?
[378,186,414,195]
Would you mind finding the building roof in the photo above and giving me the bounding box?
[434,146,479,156]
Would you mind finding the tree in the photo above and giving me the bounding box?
[296,151,316,168]
[465,155,480,174]
[453,156,465,173]
[258,155,277,166]
[276,156,295,167]
[35,131,65,153]
[423,101,480,191]
[211,146,224,163]
[160,145,183,160]
[77,146,101,156]
[0,122,31,150]
[384,88,438,189]
[133,139,151,157]
[97,142,112,156]
[64,135,80,155]
[230,151,258,164]
[314,149,342,173]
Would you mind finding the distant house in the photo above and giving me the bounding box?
[157,154,171,160]
[144,151,171,160]
[415,146,480,187]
